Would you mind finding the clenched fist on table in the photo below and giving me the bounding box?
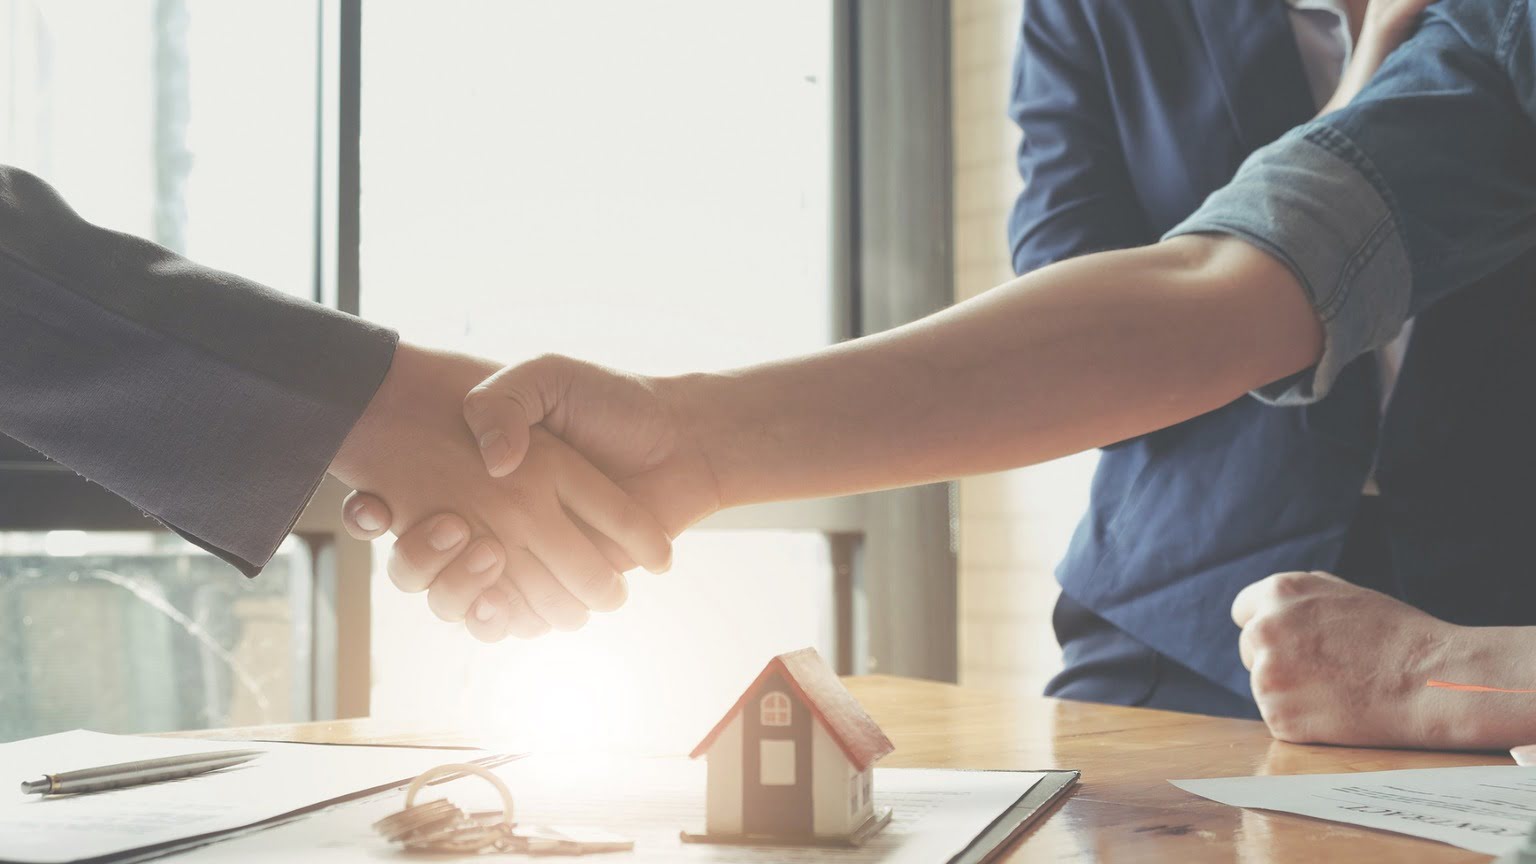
[1234,571,1536,749]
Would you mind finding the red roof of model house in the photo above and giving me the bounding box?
[690,648,895,771]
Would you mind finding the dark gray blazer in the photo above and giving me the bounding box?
[0,165,396,576]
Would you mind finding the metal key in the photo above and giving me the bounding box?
[511,825,636,855]
[404,810,511,853]
[375,763,633,856]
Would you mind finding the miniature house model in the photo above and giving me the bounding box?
[684,648,895,847]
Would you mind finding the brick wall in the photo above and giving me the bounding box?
[951,0,1099,694]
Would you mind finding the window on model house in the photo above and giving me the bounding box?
[760,691,792,727]
[849,773,861,813]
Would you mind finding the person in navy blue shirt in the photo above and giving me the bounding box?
[1007,0,1536,721]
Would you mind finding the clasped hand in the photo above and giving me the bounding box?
[331,346,720,643]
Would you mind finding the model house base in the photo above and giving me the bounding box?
[681,806,892,848]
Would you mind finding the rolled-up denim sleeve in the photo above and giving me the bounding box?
[1164,127,1411,404]
[1165,0,1536,405]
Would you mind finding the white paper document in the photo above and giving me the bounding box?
[1173,766,1536,855]
[180,755,1045,863]
[0,729,487,864]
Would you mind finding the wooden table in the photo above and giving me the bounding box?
[183,675,1512,862]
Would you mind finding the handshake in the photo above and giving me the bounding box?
[327,343,723,642]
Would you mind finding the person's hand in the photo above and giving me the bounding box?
[1233,571,1463,747]
[461,355,723,535]
[1321,0,1440,114]
[330,345,672,641]
[342,356,721,630]
[341,356,722,630]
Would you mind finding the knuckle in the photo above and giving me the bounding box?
[387,546,434,593]
[1269,571,1316,598]
[557,609,592,632]
[505,611,552,640]
[615,498,650,535]
[526,585,574,613]
[426,590,466,623]
[585,570,627,612]
[461,541,506,584]
[1237,626,1261,668]
[426,570,490,623]
[1248,613,1285,646]
[529,352,567,372]
[579,566,622,603]
[1263,709,1303,742]
[530,591,589,630]
[1254,692,1302,738]
[1299,590,1327,610]
[1251,656,1294,694]
[493,583,528,613]
[494,488,547,526]
[463,386,494,417]
[466,616,509,643]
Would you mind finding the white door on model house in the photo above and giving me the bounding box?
[693,649,892,839]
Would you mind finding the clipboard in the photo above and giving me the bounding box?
[950,769,1080,864]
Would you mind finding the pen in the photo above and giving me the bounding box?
[21,749,264,795]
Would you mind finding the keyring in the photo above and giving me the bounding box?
[402,762,515,826]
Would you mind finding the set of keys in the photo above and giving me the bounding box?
[373,762,634,856]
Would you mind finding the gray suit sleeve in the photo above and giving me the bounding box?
[0,165,397,575]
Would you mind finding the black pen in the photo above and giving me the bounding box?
[21,749,264,795]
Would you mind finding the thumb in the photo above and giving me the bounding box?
[462,359,560,477]
[341,490,394,539]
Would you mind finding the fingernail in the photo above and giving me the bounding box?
[429,518,466,551]
[479,431,510,472]
[466,543,499,574]
[352,506,382,533]
[475,598,500,622]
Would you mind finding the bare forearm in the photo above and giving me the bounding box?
[1431,626,1536,748]
[677,236,1322,507]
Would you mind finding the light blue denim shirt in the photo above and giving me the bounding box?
[1167,0,1536,405]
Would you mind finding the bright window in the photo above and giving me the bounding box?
[0,0,317,297]
[0,532,310,738]
[359,0,833,374]
[360,1,842,753]
[760,691,792,727]
[759,739,796,786]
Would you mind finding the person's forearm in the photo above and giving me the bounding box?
[674,235,1323,508]
[1431,626,1536,748]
